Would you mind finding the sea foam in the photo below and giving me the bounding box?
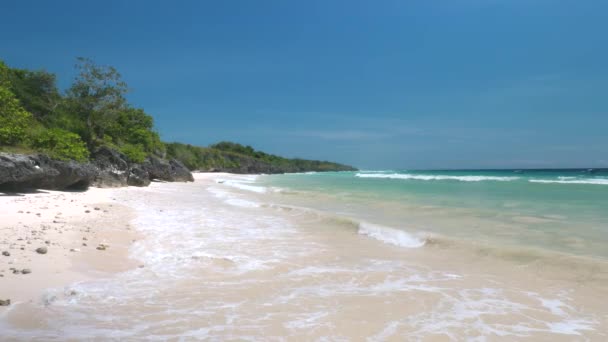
[357,222,426,248]
[529,178,608,185]
[355,173,519,182]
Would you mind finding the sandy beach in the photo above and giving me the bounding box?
[0,187,140,310]
[0,173,606,340]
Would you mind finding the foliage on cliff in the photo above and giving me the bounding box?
[166,142,357,173]
[0,58,162,162]
[0,58,356,172]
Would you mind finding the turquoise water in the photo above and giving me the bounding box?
[258,169,608,259]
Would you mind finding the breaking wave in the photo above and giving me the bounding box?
[355,173,519,182]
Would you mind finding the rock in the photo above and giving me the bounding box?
[0,299,10,306]
[21,268,31,274]
[35,247,47,254]
[94,207,100,211]
[1,148,193,193]
[1,251,9,257]
[85,210,90,213]
[90,146,129,187]
[142,156,194,182]
[96,244,107,251]
[126,164,151,187]
[12,269,21,274]
[0,153,96,191]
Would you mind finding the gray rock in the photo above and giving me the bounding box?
[91,146,129,187]
[0,153,96,191]
[126,164,151,187]
[1,251,9,257]
[21,268,31,274]
[36,247,47,254]
[0,299,10,306]
[1,148,194,193]
[142,156,194,182]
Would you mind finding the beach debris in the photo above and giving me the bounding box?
[21,268,31,274]
[96,244,109,251]
[36,246,48,254]
[0,299,10,306]
[1,251,9,257]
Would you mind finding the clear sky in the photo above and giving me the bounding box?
[1,0,607,169]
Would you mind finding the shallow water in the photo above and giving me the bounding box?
[1,173,607,340]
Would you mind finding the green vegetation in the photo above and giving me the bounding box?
[0,58,356,173]
[166,141,356,173]
[0,58,162,162]
[30,128,89,162]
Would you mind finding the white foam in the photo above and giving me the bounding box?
[357,222,426,248]
[222,180,268,193]
[224,198,260,208]
[355,173,519,182]
[529,178,608,185]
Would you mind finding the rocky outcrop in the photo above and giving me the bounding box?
[0,153,96,191]
[126,164,151,187]
[91,148,192,187]
[91,146,130,187]
[0,149,193,192]
[142,156,194,182]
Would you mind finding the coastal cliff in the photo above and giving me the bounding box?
[0,149,193,192]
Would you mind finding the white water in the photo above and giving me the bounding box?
[355,173,520,182]
[1,174,605,340]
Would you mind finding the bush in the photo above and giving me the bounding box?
[0,62,33,145]
[30,128,89,162]
[119,143,147,163]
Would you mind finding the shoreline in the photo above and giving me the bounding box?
[1,172,606,339]
[0,187,141,312]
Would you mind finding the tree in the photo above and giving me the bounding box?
[66,57,128,148]
[8,68,60,122]
[0,61,33,145]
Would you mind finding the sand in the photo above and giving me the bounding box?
[0,187,140,309]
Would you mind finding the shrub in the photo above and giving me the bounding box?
[119,143,147,163]
[30,128,89,162]
[0,63,33,145]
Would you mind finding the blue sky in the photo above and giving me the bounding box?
[1,0,607,169]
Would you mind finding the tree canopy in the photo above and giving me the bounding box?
[0,58,356,172]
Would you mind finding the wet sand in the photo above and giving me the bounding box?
[0,174,607,340]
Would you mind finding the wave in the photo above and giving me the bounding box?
[529,178,608,186]
[262,203,427,249]
[357,222,426,248]
[219,180,268,193]
[355,173,519,182]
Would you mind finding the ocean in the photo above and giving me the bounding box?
[2,170,607,340]
[257,169,608,259]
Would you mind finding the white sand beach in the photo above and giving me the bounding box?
[0,188,140,308]
[0,173,606,340]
